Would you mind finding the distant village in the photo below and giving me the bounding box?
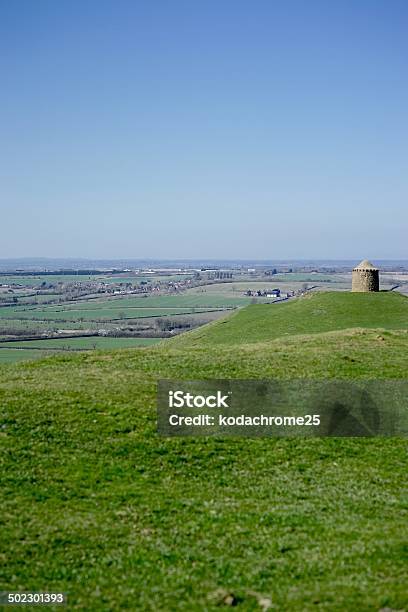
[0,264,319,306]
[244,288,295,299]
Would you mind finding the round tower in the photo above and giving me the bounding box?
[352,259,379,292]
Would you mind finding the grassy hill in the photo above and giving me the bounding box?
[171,291,408,347]
[1,292,407,610]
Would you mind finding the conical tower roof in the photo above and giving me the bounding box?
[353,259,379,271]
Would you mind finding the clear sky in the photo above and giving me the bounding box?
[1,0,407,259]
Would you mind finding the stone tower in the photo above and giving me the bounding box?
[352,259,379,292]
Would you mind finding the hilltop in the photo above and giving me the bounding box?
[170,291,408,347]
[1,290,407,610]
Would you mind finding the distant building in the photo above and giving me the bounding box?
[352,260,379,292]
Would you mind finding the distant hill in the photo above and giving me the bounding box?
[170,291,408,347]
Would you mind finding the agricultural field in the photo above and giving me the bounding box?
[0,280,254,361]
[0,336,162,351]
[0,318,102,335]
[6,293,65,305]
[0,305,214,322]
[1,291,407,610]
[0,335,162,363]
[54,294,252,309]
[0,274,101,287]
[0,336,161,350]
[0,295,246,326]
[0,273,194,287]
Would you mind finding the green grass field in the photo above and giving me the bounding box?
[0,318,100,335]
[0,292,247,355]
[0,336,162,351]
[56,294,252,309]
[0,348,53,363]
[0,337,163,364]
[1,292,407,610]
[172,291,408,347]
[0,294,249,323]
[0,337,163,363]
[0,306,212,322]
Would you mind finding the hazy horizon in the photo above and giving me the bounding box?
[1,256,408,272]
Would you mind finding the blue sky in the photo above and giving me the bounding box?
[1,0,407,259]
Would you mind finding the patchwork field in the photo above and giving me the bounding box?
[0,273,195,287]
[1,292,407,610]
[0,291,252,361]
[0,306,215,322]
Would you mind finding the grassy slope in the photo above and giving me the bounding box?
[0,338,162,364]
[0,293,407,611]
[172,291,408,346]
[0,348,53,363]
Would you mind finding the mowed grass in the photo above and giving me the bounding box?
[173,291,408,347]
[1,292,407,610]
